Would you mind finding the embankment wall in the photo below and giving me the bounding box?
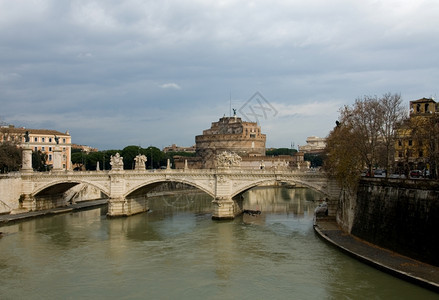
[0,175,22,213]
[348,179,439,266]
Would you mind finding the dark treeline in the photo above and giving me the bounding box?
[71,146,196,170]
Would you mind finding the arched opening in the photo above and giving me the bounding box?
[125,180,214,198]
[32,181,109,211]
[122,180,214,217]
[230,179,327,220]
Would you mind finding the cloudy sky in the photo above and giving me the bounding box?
[1,0,438,150]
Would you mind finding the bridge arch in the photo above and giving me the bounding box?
[124,178,215,198]
[231,178,331,199]
[32,179,110,198]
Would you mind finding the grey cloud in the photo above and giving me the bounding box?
[1,0,438,149]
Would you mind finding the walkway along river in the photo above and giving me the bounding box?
[0,187,437,299]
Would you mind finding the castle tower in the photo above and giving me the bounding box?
[195,116,266,168]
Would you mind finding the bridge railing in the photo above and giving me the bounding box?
[0,172,21,179]
[19,167,325,177]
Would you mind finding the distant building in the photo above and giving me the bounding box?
[299,136,326,154]
[0,125,72,170]
[175,115,308,169]
[194,115,266,168]
[395,97,439,173]
[72,144,98,153]
[163,144,196,153]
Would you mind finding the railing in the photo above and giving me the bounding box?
[0,172,21,179]
[18,167,326,177]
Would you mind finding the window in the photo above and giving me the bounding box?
[34,147,38,151]
[408,140,413,146]
[63,147,66,152]
[398,140,402,146]
[42,137,45,142]
[49,154,52,161]
[49,138,52,143]
[398,151,403,158]
[49,147,52,152]
[42,147,45,151]
[425,103,429,113]
[250,134,256,138]
[34,137,38,142]
[63,138,66,143]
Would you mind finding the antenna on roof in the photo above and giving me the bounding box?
[229,91,232,117]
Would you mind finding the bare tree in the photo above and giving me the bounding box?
[325,93,405,183]
[378,93,406,175]
[339,96,383,176]
[325,121,363,190]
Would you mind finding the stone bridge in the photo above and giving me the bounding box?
[19,168,340,219]
[15,146,340,219]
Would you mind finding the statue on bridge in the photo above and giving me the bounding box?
[134,154,147,170]
[216,151,242,168]
[110,153,124,171]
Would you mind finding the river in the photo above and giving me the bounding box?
[0,187,436,299]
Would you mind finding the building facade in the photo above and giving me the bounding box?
[163,144,196,153]
[299,136,326,153]
[395,97,439,174]
[175,115,308,170]
[195,116,266,168]
[0,125,72,170]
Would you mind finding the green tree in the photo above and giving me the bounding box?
[164,151,196,169]
[32,150,48,172]
[122,146,144,169]
[266,148,297,156]
[304,153,324,168]
[71,151,86,170]
[145,146,165,169]
[85,151,104,170]
[0,142,21,173]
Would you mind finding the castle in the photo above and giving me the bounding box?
[175,114,308,170]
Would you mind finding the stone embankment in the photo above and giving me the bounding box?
[314,217,439,293]
[351,179,439,266]
[315,178,439,293]
[0,199,108,225]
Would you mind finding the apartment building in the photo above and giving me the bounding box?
[0,125,72,170]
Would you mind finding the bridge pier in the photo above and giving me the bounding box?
[107,196,149,217]
[20,194,36,211]
[211,196,243,220]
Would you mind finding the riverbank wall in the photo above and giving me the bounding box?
[0,174,22,213]
[338,178,439,266]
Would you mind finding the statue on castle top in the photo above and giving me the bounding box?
[216,151,241,168]
[134,154,147,170]
[110,152,124,170]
